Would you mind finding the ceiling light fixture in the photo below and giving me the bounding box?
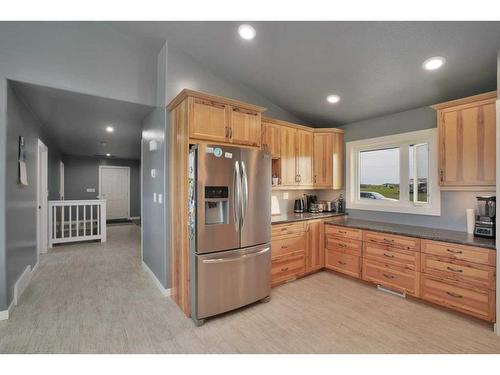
[326,94,341,104]
[105,126,114,133]
[238,24,256,40]
[106,153,111,157]
[422,56,446,71]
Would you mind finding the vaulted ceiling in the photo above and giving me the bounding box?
[110,21,500,126]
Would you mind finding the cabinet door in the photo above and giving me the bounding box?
[296,130,313,186]
[313,133,333,187]
[332,132,344,190]
[262,122,281,158]
[306,220,325,273]
[189,98,229,142]
[280,127,298,185]
[439,101,496,187]
[230,107,261,147]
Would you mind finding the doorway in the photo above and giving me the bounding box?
[99,166,130,220]
[37,139,49,260]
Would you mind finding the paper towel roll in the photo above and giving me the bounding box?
[466,208,475,234]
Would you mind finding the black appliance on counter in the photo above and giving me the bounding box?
[294,199,305,213]
[474,196,495,238]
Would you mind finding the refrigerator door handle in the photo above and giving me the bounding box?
[233,161,241,232]
[201,247,270,264]
[240,161,249,228]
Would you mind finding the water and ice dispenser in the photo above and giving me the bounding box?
[204,186,229,225]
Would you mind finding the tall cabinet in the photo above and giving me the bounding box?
[432,91,496,190]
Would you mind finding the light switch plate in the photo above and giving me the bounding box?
[283,192,289,200]
[158,194,163,204]
[153,192,157,202]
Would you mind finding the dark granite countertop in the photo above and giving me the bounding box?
[324,217,496,250]
[272,212,347,225]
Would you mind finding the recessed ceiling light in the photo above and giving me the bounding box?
[238,24,256,40]
[106,153,111,157]
[326,94,341,104]
[105,126,114,133]
[422,56,446,71]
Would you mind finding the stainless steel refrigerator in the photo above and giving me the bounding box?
[188,144,271,325]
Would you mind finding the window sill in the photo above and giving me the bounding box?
[347,201,441,216]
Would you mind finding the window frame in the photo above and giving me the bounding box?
[346,128,441,216]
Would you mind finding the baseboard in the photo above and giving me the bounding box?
[0,299,15,321]
[14,265,34,305]
[142,261,171,297]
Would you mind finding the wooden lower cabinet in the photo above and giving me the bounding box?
[421,275,495,322]
[305,220,325,273]
[325,250,361,278]
[362,258,420,297]
[325,224,496,322]
[272,251,306,287]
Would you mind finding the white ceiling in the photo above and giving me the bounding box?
[11,80,153,159]
[110,21,500,126]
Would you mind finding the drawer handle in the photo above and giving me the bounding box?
[281,267,289,272]
[446,291,463,299]
[281,246,288,249]
[280,228,288,231]
[338,230,347,234]
[446,266,463,273]
[446,248,462,254]
[383,273,395,279]
[383,253,395,258]
[383,238,394,243]
[338,261,347,265]
[338,243,347,248]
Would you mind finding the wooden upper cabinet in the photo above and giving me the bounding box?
[313,131,344,189]
[262,121,281,158]
[230,107,261,147]
[296,130,313,186]
[168,89,266,148]
[433,91,496,189]
[280,126,298,185]
[189,98,229,143]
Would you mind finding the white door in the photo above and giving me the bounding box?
[59,161,64,200]
[99,166,130,220]
[37,140,49,257]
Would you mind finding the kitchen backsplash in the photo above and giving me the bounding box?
[272,189,345,214]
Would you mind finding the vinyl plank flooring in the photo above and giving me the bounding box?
[1,224,499,353]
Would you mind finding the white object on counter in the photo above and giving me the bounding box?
[466,208,475,234]
[271,195,281,216]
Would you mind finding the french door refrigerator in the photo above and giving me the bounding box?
[188,144,271,325]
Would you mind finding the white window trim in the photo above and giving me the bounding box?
[346,128,441,216]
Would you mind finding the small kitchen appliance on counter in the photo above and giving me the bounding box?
[294,199,305,213]
[474,196,495,238]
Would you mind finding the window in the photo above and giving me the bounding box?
[346,129,440,215]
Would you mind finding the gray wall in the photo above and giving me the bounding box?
[339,106,494,232]
[166,46,305,123]
[0,22,158,311]
[63,155,141,218]
[3,83,63,310]
[141,43,168,288]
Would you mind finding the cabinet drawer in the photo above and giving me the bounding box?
[272,233,306,259]
[362,258,419,296]
[272,222,306,237]
[421,275,495,322]
[363,231,420,251]
[271,251,305,286]
[325,250,361,278]
[421,240,496,266]
[325,237,362,257]
[421,253,495,290]
[363,243,420,271]
[325,225,362,240]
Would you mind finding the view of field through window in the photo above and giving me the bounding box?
[359,147,400,201]
[359,144,429,202]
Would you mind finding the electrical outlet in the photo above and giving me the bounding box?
[158,194,163,204]
[153,192,157,202]
[283,192,289,200]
